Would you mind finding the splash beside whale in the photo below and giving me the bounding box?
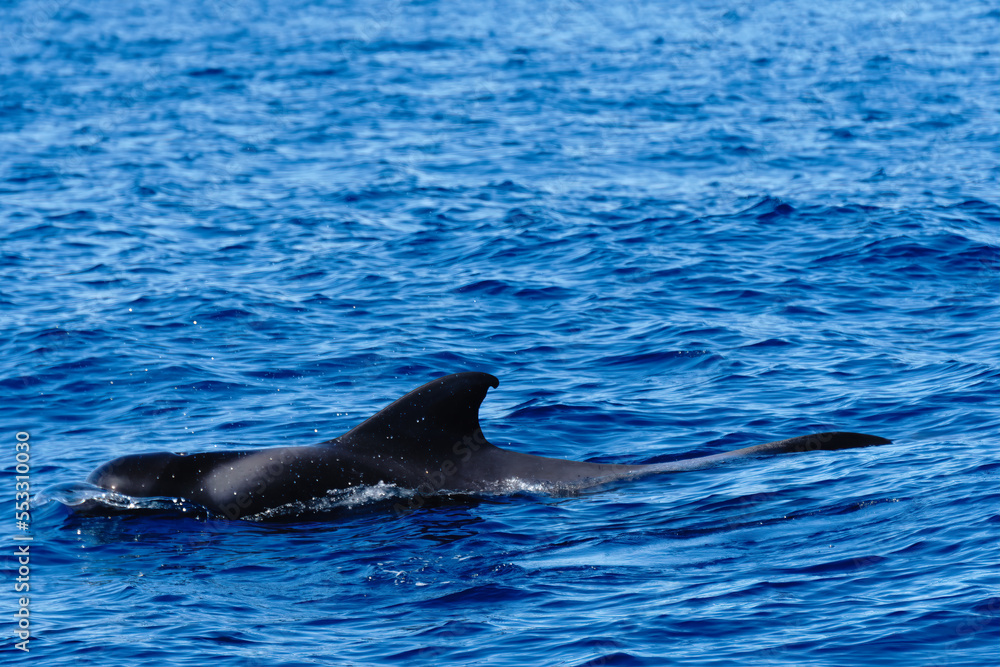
[83,372,891,519]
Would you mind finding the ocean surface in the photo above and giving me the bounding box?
[1,0,998,664]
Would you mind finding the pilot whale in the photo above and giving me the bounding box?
[85,372,891,519]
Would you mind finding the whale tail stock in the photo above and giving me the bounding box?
[645,431,892,474]
[344,372,893,485]
[331,372,893,479]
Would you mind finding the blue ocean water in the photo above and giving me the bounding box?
[1,0,998,664]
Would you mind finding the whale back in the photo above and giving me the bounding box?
[324,372,504,489]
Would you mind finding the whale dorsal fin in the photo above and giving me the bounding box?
[333,372,500,461]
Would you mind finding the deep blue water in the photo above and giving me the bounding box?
[2,0,998,664]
